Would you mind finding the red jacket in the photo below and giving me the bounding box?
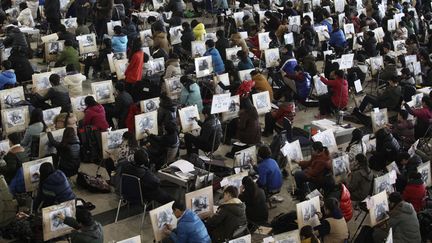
[299,151,331,182]
[340,184,353,221]
[83,104,109,131]
[125,51,144,84]
[320,76,348,109]
[403,181,426,212]
[271,102,295,125]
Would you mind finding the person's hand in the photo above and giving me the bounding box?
[56,212,66,221]
[315,211,323,219]
[16,212,29,220]
[46,127,51,133]
[163,224,172,235]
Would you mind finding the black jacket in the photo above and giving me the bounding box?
[157,98,177,128]
[216,37,230,62]
[359,36,377,57]
[4,28,28,50]
[239,187,268,223]
[48,132,80,177]
[8,49,34,83]
[165,0,184,14]
[45,0,61,19]
[39,85,72,111]
[114,91,133,128]
[181,29,195,51]
[197,116,222,150]
[120,162,161,198]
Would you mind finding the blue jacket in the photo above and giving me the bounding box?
[34,170,75,209]
[295,72,312,100]
[180,83,203,112]
[9,167,25,195]
[321,19,333,33]
[281,58,298,75]
[169,209,211,243]
[0,70,16,89]
[257,158,283,191]
[238,58,254,71]
[111,35,128,53]
[329,29,347,48]
[205,47,225,74]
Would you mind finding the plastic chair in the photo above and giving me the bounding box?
[114,173,154,229]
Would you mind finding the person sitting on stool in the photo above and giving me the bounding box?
[255,145,283,195]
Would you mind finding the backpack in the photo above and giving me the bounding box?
[270,211,298,234]
[418,209,432,241]
[78,126,100,163]
[76,172,111,193]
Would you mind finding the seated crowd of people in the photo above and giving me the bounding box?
[0,0,432,242]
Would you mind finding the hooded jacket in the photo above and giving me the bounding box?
[403,178,426,212]
[83,104,110,131]
[205,198,247,242]
[299,150,332,183]
[204,47,225,74]
[347,167,373,201]
[193,23,206,41]
[329,29,347,48]
[180,82,203,112]
[373,201,421,243]
[48,132,80,177]
[17,7,35,27]
[111,34,128,53]
[34,170,76,209]
[64,217,104,243]
[169,209,211,243]
[0,70,17,90]
[63,73,86,97]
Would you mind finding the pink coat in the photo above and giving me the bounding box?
[83,104,109,131]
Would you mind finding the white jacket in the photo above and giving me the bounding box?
[63,73,86,97]
[17,8,35,28]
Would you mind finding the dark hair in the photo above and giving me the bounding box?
[39,162,54,184]
[205,39,215,48]
[355,154,368,168]
[134,149,149,167]
[115,82,125,92]
[180,75,195,92]
[114,25,122,35]
[258,145,272,159]
[347,128,363,151]
[122,131,138,148]
[19,2,27,10]
[216,29,225,38]
[237,50,247,61]
[61,127,77,145]
[84,96,98,107]
[7,132,21,145]
[241,176,258,200]
[182,22,191,30]
[65,64,75,73]
[408,172,422,180]
[49,74,61,86]
[172,200,186,211]
[64,39,73,47]
[30,108,44,125]
[312,141,327,153]
[77,18,85,26]
[202,106,211,116]
[396,151,410,163]
[59,24,67,33]
[300,225,319,243]
[2,60,11,70]
[191,19,199,28]
[147,16,157,23]
[224,185,239,198]
[388,192,403,204]
[128,38,143,61]
[75,207,94,226]
[399,109,409,120]
[334,70,344,78]
[324,197,342,217]
[103,38,112,48]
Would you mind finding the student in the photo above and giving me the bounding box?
[0,133,28,183]
[56,207,104,243]
[124,38,144,101]
[17,2,34,27]
[329,23,347,53]
[239,176,268,227]
[256,145,283,193]
[314,198,349,242]
[403,172,426,212]
[82,96,110,131]
[164,54,182,79]
[389,109,415,148]
[21,109,46,156]
[106,82,133,128]
[345,129,367,170]
[215,30,230,62]
[237,50,254,70]
[235,98,261,145]
[263,101,295,137]
[179,76,203,112]
[112,26,128,53]
[184,106,222,156]
[191,19,206,41]
[205,186,247,242]
[147,121,180,168]
[120,149,173,204]
[204,39,225,74]
[63,64,86,97]
[358,76,402,113]
[0,60,17,90]
[346,154,374,202]
[47,127,80,178]
[404,96,432,139]
[84,38,112,78]
[162,201,211,243]
[35,74,72,112]
[318,70,349,117]
[357,31,377,57]
[251,70,274,100]
[373,192,421,242]
[180,22,195,53]
[395,152,423,192]
[56,39,80,71]
[8,47,34,83]
[300,225,320,243]
[368,128,400,171]
[284,65,312,102]
[0,175,17,228]
[33,162,75,210]
[75,18,90,36]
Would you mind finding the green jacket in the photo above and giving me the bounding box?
[64,217,104,243]
[57,46,80,71]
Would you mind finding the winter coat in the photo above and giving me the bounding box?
[21,122,44,156]
[339,184,353,221]
[281,58,298,75]
[57,46,80,71]
[180,83,203,112]
[373,201,421,243]
[0,175,17,228]
[83,104,110,131]
[252,74,273,100]
[120,162,162,199]
[239,187,268,223]
[48,132,80,177]
[113,91,133,128]
[403,178,426,212]
[230,33,249,54]
[193,23,206,41]
[17,7,35,27]
[34,170,76,209]
[3,28,28,50]
[63,73,86,97]
[125,50,144,84]
[153,32,170,53]
[181,29,195,51]
[157,98,177,128]
[320,76,349,109]
[8,51,34,83]
[0,70,16,89]
[347,167,373,201]
[205,198,247,242]
[196,116,222,151]
[54,112,78,129]
[378,85,402,111]
[237,58,254,71]
[64,217,104,243]
[358,36,377,57]
[164,59,181,79]
[45,0,61,19]
[392,119,415,146]
[299,151,332,183]
[8,167,25,195]
[271,102,295,125]
[204,47,225,74]
[236,108,261,144]
[165,0,184,13]
[40,85,72,111]
[111,35,128,53]
[329,29,347,48]
[169,209,211,243]
[286,71,311,100]
[257,158,283,191]
[215,37,230,61]
[95,0,113,20]
[0,145,28,183]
